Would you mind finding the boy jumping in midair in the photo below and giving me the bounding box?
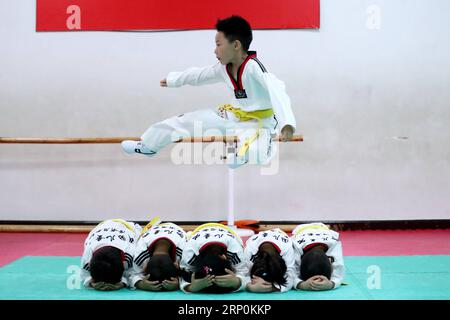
[122,15,296,168]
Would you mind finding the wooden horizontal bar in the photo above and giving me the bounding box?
[273,135,303,142]
[1,219,448,233]
[0,135,303,144]
[0,224,96,233]
[0,224,298,233]
[175,136,238,143]
[0,137,140,144]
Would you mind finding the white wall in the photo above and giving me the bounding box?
[1,0,449,222]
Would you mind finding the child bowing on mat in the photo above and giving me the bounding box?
[179,223,249,293]
[291,223,345,291]
[80,219,142,291]
[244,228,296,292]
[129,217,187,291]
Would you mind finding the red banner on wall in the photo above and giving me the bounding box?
[36,0,320,31]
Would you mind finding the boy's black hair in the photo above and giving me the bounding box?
[90,246,124,284]
[250,250,287,287]
[184,243,235,293]
[215,15,253,52]
[145,254,181,282]
[300,247,332,281]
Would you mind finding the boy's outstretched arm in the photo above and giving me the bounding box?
[162,63,224,88]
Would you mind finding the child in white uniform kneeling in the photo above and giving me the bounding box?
[81,219,141,291]
[244,228,296,292]
[291,223,345,291]
[130,218,187,291]
[180,223,249,293]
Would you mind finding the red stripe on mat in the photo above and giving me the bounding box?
[0,229,449,267]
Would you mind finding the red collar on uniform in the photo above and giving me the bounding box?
[303,243,329,253]
[260,241,282,254]
[226,51,257,90]
[199,242,227,252]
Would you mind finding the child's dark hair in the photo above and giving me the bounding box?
[300,247,332,281]
[184,244,235,293]
[250,250,287,287]
[216,15,253,52]
[145,254,181,282]
[90,246,124,284]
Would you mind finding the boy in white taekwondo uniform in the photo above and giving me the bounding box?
[244,228,296,292]
[291,223,345,291]
[81,219,141,290]
[129,218,187,291]
[122,16,297,168]
[179,223,249,293]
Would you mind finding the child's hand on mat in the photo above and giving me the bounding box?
[186,273,214,292]
[160,79,168,87]
[246,276,273,293]
[136,277,163,291]
[91,281,125,291]
[280,125,294,141]
[213,268,241,289]
[310,275,334,291]
[298,276,334,291]
[297,278,315,290]
[162,277,179,291]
